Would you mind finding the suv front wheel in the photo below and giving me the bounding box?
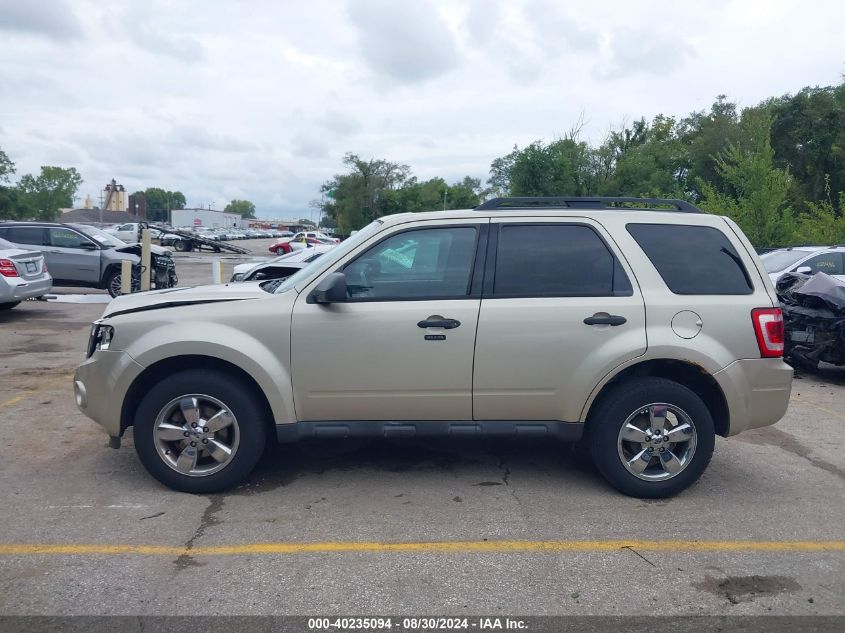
[588,377,715,498]
[133,369,268,493]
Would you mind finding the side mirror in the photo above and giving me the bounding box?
[795,266,812,275]
[309,272,347,304]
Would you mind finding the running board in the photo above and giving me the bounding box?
[275,420,583,443]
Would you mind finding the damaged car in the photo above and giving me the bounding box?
[0,221,177,298]
[777,271,845,371]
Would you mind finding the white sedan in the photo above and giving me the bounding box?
[230,244,335,282]
[760,246,845,284]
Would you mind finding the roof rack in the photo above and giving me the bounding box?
[475,196,702,213]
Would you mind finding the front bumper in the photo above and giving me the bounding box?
[713,358,794,436]
[0,275,52,302]
[74,350,145,438]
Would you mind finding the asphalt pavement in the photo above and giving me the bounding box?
[0,247,843,617]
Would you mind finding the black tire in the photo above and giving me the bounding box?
[105,269,122,298]
[174,239,190,252]
[588,377,715,498]
[0,302,20,310]
[133,369,268,493]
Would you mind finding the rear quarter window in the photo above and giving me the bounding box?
[626,223,753,295]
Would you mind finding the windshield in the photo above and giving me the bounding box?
[73,224,128,248]
[760,249,813,273]
[274,220,383,294]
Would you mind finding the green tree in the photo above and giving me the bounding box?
[597,115,689,198]
[140,188,186,222]
[319,153,410,233]
[0,148,23,220]
[0,148,15,183]
[498,138,595,197]
[766,82,845,211]
[225,199,257,219]
[679,96,745,199]
[17,166,83,221]
[698,110,795,246]
[298,217,316,227]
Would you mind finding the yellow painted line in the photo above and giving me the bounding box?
[0,393,28,408]
[1,540,844,557]
[790,394,845,422]
[0,373,74,410]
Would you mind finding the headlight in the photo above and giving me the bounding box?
[86,322,115,357]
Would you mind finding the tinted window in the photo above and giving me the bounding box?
[627,224,752,295]
[2,226,46,245]
[493,224,632,297]
[344,226,477,300]
[798,252,844,275]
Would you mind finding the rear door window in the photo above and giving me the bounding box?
[1,226,46,245]
[627,223,753,295]
[492,224,632,297]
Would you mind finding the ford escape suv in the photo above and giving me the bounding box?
[74,197,793,497]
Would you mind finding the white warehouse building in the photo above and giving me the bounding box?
[171,208,241,229]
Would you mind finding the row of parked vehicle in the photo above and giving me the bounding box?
[0,221,178,303]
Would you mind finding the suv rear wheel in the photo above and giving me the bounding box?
[588,377,715,498]
[133,369,268,493]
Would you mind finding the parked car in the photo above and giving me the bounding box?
[0,222,176,298]
[777,271,845,371]
[0,236,52,310]
[74,197,792,497]
[759,246,845,283]
[230,245,335,282]
[269,235,335,255]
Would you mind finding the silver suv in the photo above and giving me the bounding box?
[74,197,793,497]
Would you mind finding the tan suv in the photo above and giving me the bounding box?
[74,197,793,497]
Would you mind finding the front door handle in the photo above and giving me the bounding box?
[418,316,461,329]
[583,314,627,326]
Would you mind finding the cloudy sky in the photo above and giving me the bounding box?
[1,0,842,219]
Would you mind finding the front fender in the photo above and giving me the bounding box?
[123,320,295,425]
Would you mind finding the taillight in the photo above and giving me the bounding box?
[752,308,784,358]
[0,259,19,277]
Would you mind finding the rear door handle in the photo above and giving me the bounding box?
[418,316,461,329]
[583,314,627,326]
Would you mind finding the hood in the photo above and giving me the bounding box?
[102,282,269,318]
[113,243,171,256]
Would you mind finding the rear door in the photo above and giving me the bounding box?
[473,218,646,423]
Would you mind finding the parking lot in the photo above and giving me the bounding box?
[0,242,843,617]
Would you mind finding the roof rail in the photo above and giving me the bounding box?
[475,196,702,213]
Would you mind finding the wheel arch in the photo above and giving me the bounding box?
[582,359,730,437]
[120,355,277,440]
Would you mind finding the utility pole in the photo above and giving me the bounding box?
[443,188,448,210]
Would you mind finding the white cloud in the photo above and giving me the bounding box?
[347,0,458,85]
[0,0,842,218]
[0,0,82,41]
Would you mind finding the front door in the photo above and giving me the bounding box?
[45,227,101,283]
[473,219,647,423]
[291,220,487,421]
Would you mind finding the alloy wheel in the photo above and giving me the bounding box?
[616,403,697,481]
[153,394,240,477]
